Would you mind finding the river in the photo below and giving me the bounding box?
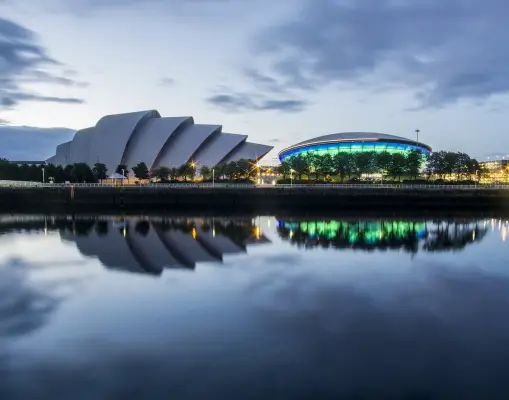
[0,213,508,398]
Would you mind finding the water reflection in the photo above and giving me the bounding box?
[277,219,490,253]
[0,215,270,276]
[0,214,509,398]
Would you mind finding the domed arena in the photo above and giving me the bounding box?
[278,132,432,162]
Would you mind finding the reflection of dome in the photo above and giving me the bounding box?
[59,217,270,275]
[278,132,432,161]
[277,219,487,253]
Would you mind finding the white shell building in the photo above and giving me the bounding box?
[47,110,273,175]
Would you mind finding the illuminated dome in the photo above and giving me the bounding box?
[278,132,432,161]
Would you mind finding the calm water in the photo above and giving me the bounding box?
[1,214,509,399]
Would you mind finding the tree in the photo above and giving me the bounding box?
[236,159,251,179]
[406,150,424,180]
[71,163,96,183]
[290,154,308,180]
[225,161,238,180]
[332,152,356,182]
[316,153,334,179]
[199,165,211,180]
[354,151,377,176]
[185,162,196,181]
[169,167,180,181]
[132,162,149,180]
[387,154,406,181]
[93,163,108,182]
[115,164,128,177]
[375,151,392,180]
[152,166,170,182]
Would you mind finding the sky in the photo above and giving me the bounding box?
[0,0,508,162]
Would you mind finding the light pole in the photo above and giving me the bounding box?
[122,168,125,186]
[415,129,420,146]
[42,167,45,183]
[212,168,215,186]
[290,168,295,187]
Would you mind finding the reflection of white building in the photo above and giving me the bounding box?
[60,218,270,275]
[46,110,273,176]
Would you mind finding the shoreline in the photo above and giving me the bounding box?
[1,186,509,212]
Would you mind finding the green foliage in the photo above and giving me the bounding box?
[115,164,128,177]
[199,165,211,179]
[132,162,149,180]
[282,150,428,182]
[424,151,481,180]
[152,166,171,182]
[71,163,96,183]
[93,163,108,181]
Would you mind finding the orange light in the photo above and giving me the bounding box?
[192,227,197,239]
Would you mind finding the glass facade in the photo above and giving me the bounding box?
[279,141,431,162]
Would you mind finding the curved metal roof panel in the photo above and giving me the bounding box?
[161,230,220,263]
[193,132,247,168]
[70,127,94,164]
[156,124,222,168]
[74,222,145,273]
[127,223,182,269]
[294,132,414,146]
[88,110,160,175]
[54,141,72,166]
[221,141,273,164]
[121,117,192,169]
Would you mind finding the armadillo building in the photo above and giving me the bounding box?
[47,110,273,175]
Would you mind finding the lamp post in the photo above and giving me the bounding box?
[290,168,295,187]
[122,168,125,186]
[42,167,45,183]
[415,129,420,146]
[212,168,215,186]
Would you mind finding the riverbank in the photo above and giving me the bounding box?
[1,186,509,212]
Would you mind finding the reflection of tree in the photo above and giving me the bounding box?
[95,221,108,236]
[155,219,257,246]
[423,221,488,252]
[277,219,488,253]
[135,221,150,236]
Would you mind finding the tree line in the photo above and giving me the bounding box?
[276,150,486,182]
[0,158,258,183]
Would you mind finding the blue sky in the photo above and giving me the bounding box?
[0,0,508,162]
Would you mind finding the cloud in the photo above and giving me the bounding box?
[0,17,86,109]
[206,91,308,113]
[268,138,281,143]
[250,0,509,107]
[158,77,175,87]
[0,125,75,160]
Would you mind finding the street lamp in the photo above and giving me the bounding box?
[290,168,295,187]
[212,168,215,186]
[415,129,420,145]
[42,167,45,183]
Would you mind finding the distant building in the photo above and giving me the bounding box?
[9,161,47,167]
[46,110,273,176]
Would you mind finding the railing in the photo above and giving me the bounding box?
[1,180,509,190]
